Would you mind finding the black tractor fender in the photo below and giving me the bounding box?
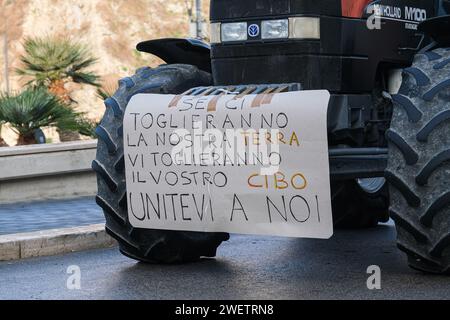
[136,38,211,73]
[419,15,450,47]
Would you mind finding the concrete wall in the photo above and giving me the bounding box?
[0,141,98,204]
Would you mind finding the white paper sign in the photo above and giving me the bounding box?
[123,90,333,239]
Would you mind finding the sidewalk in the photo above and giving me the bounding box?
[0,197,104,235]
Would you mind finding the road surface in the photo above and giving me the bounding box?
[0,221,449,300]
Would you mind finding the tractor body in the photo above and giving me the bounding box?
[138,1,449,181]
[209,0,434,92]
[207,0,443,181]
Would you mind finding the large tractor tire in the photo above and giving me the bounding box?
[332,179,390,229]
[386,48,450,274]
[93,64,229,263]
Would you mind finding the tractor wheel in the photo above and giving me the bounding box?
[332,179,389,228]
[93,64,229,263]
[386,48,450,274]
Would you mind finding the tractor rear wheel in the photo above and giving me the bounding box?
[387,48,450,274]
[93,64,229,263]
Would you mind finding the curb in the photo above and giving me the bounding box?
[0,224,117,261]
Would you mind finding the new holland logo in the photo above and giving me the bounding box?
[248,24,260,37]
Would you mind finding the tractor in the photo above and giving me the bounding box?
[93,0,450,274]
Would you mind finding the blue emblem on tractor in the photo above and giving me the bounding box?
[248,24,260,37]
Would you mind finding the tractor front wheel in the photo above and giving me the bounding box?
[93,64,229,263]
[387,48,450,274]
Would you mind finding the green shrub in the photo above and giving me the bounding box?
[0,87,95,145]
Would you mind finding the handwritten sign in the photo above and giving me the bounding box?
[123,90,333,239]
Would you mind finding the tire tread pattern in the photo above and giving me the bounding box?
[94,65,229,263]
[387,48,450,274]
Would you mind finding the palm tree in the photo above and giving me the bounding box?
[16,37,100,98]
[16,37,100,141]
[0,88,94,145]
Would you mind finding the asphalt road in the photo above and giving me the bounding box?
[0,221,449,300]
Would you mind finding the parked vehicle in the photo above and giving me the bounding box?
[94,0,450,274]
